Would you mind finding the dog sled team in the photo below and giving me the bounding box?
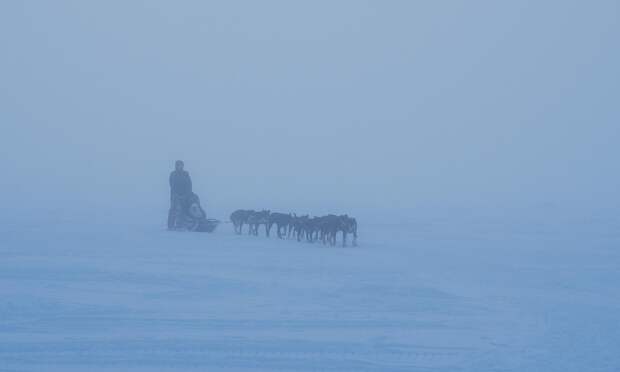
[230,210,358,247]
[166,160,358,245]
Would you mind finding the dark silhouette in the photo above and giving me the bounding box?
[166,161,217,232]
[169,160,192,197]
[290,214,309,241]
[267,212,292,239]
[168,160,193,229]
[337,215,358,247]
[230,209,254,234]
[247,210,271,236]
[317,215,340,245]
[230,208,358,246]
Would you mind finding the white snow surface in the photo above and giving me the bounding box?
[1,207,619,371]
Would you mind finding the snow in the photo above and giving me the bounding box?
[1,207,619,371]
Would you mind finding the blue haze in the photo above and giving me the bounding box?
[1,1,618,217]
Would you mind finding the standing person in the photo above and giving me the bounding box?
[168,160,193,229]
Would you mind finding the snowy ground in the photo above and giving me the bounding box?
[1,207,619,371]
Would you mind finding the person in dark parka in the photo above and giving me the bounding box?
[168,160,193,229]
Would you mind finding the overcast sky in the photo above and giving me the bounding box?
[1,1,618,215]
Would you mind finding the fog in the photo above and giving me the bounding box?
[1,1,618,218]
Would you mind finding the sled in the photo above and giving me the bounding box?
[194,218,220,233]
[169,193,219,233]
